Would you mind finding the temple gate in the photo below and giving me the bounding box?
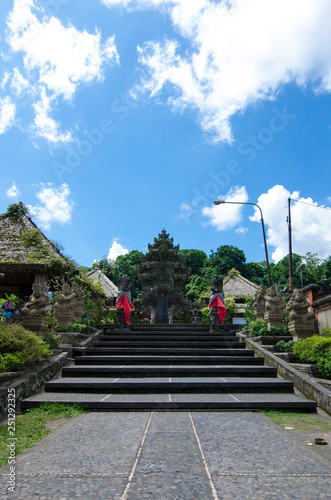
[134,229,191,322]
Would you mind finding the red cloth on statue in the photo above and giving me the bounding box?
[209,295,227,325]
[116,293,134,325]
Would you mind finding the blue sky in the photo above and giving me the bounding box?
[0,0,331,268]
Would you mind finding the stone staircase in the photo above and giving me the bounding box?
[21,324,317,411]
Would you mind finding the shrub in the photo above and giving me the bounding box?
[106,310,117,324]
[42,333,61,349]
[276,340,295,353]
[0,324,51,372]
[0,352,25,372]
[201,307,211,324]
[248,318,267,337]
[55,323,87,333]
[243,296,255,325]
[292,335,331,364]
[269,325,289,336]
[46,309,58,331]
[317,350,331,380]
[248,320,290,337]
[258,327,270,336]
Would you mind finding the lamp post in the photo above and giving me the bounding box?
[213,200,272,287]
[287,197,293,291]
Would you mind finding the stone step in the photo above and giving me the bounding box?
[44,378,294,394]
[109,324,212,331]
[83,347,247,356]
[62,365,277,378]
[99,334,237,341]
[20,321,318,412]
[20,392,317,412]
[93,340,242,348]
[75,354,262,366]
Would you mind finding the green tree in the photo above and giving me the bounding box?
[243,262,266,285]
[184,275,209,301]
[321,256,331,281]
[93,251,143,299]
[300,252,324,285]
[115,250,143,298]
[269,252,328,289]
[269,253,302,289]
[208,245,246,276]
[179,249,208,275]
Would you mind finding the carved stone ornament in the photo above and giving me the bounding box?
[72,283,85,323]
[54,283,76,328]
[22,283,51,334]
[253,285,266,319]
[286,289,315,341]
[264,286,284,328]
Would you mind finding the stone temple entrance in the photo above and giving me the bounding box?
[134,229,191,322]
[157,287,168,322]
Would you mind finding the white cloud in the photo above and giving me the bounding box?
[4,0,119,144]
[32,88,72,143]
[250,185,331,262]
[105,0,331,143]
[235,226,248,235]
[107,239,129,261]
[29,182,74,229]
[6,181,21,199]
[178,201,193,222]
[10,67,29,95]
[1,72,10,90]
[0,97,16,134]
[202,186,249,230]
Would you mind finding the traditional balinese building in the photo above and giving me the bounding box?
[302,280,331,332]
[87,266,118,300]
[223,270,259,324]
[223,269,259,299]
[0,203,71,301]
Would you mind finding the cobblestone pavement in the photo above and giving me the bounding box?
[1,412,331,499]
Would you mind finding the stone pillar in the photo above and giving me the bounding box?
[264,311,283,329]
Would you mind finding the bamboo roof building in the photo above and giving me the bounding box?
[87,266,118,298]
[223,270,259,299]
[0,203,72,300]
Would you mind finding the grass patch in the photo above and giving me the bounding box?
[0,403,87,467]
[261,410,331,431]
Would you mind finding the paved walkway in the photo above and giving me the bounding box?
[1,412,331,499]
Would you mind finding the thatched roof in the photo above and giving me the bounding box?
[87,267,118,298]
[223,272,258,298]
[0,212,69,272]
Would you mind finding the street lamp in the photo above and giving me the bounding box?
[213,199,272,287]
